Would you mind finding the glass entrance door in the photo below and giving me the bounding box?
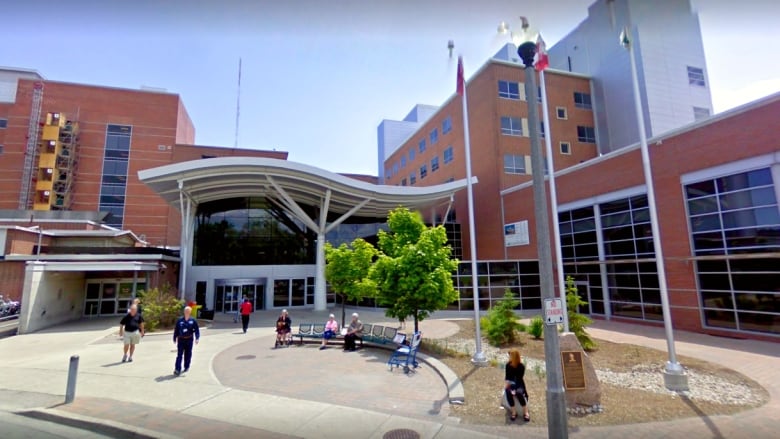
[214,279,266,313]
[574,281,592,314]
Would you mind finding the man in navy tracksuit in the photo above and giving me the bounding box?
[173,306,200,376]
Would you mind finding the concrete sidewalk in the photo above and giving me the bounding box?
[0,309,777,438]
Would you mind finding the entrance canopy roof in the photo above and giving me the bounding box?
[139,157,475,217]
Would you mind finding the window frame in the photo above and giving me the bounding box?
[577,125,596,143]
[443,146,454,164]
[500,116,523,136]
[497,80,520,100]
[503,154,527,175]
[687,66,706,87]
[574,92,592,109]
[560,141,572,155]
[556,107,568,120]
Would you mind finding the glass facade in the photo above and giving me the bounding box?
[685,167,780,335]
[99,124,131,227]
[452,261,541,311]
[558,194,661,321]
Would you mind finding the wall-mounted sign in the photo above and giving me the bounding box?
[504,220,529,247]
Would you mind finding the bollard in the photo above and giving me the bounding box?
[65,355,79,404]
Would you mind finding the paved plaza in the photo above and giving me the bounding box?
[0,309,777,438]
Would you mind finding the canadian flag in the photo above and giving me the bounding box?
[534,34,549,71]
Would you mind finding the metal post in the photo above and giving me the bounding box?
[624,27,687,390]
[540,70,570,332]
[65,355,79,404]
[460,58,487,366]
[313,232,327,311]
[519,41,568,438]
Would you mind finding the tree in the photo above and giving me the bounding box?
[324,238,378,327]
[482,291,526,346]
[372,207,459,332]
[566,276,596,351]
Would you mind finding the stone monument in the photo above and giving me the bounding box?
[559,332,602,414]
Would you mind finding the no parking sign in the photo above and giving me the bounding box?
[544,298,564,325]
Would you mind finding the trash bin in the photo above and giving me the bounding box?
[192,305,201,318]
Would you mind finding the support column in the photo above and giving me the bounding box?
[314,232,327,311]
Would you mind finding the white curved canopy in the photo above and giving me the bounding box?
[139,157,474,217]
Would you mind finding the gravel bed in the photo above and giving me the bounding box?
[441,337,762,406]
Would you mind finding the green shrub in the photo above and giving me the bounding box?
[566,276,596,351]
[138,284,183,332]
[527,315,544,340]
[483,291,525,346]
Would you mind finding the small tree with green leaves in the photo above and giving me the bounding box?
[527,315,544,340]
[482,291,526,346]
[138,284,183,332]
[372,207,459,332]
[324,238,378,327]
[566,276,596,351]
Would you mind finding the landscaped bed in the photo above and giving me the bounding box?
[420,319,769,427]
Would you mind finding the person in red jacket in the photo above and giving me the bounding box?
[239,296,252,333]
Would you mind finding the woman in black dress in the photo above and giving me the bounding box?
[505,348,530,422]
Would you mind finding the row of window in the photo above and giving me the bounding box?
[386,116,454,179]
[499,115,595,144]
[400,146,454,186]
[497,80,593,110]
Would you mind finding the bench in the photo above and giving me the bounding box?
[294,322,401,348]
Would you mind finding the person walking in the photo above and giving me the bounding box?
[173,306,200,376]
[132,298,143,316]
[343,313,364,352]
[119,304,144,363]
[239,296,252,333]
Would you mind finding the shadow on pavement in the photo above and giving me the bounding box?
[101,361,125,368]
[681,395,725,439]
[154,374,178,382]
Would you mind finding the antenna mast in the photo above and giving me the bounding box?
[234,57,242,148]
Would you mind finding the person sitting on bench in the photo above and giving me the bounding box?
[320,314,338,350]
[274,309,291,348]
[343,313,364,352]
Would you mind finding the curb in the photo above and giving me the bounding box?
[17,407,178,439]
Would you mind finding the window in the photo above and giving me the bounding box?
[401,178,407,186]
[385,167,391,178]
[442,116,452,134]
[418,138,426,153]
[577,126,596,143]
[409,148,416,161]
[0,145,4,154]
[420,164,428,179]
[99,124,132,228]
[693,106,710,121]
[500,116,523,136]
[430,128,439,144]
[498,80,520,100]
[574,92,592,109]
[410,172,417,185]
[560,142,571,155]
[401,156,407,168]
[431,156,440,172]
[201,154,216,159]
[540,122,545,138]
[687,66,706,86]
[392,163,399,175]
[443,146,453,164]
[556,107,568,120]
[503,154,527,174]
[0,118,7,128]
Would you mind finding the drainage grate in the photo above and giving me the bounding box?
[235,355,256,360]
[383,429,420,439]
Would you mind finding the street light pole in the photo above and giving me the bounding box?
[517,39,569,438]
[621,26,687,390]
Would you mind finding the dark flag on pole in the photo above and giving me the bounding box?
[456,56,465,96]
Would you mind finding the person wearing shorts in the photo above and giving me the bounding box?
[119,304,144,363]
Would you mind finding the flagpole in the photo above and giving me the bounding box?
[622,26,687,390]
[539,69,570,332]
[459,56,487,366]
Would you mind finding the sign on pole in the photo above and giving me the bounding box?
[544,298,564,325]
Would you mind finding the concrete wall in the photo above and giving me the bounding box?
[20,265,85,334]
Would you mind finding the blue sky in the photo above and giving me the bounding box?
[5,0,780,176]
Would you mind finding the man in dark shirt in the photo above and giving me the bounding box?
[119,305,144,363]
[173,305,200,376]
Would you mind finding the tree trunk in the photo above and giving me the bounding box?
[340,295,346,328]
[414,310,419,333]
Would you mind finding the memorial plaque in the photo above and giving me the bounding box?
[561,351,587,390]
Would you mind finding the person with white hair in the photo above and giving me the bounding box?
[343,312,364,352]
[173,306,200,376]
[274,309,292,348]
[320,313,339,350]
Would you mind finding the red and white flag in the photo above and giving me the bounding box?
[534,35,549,71]
[456,56,465,95]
